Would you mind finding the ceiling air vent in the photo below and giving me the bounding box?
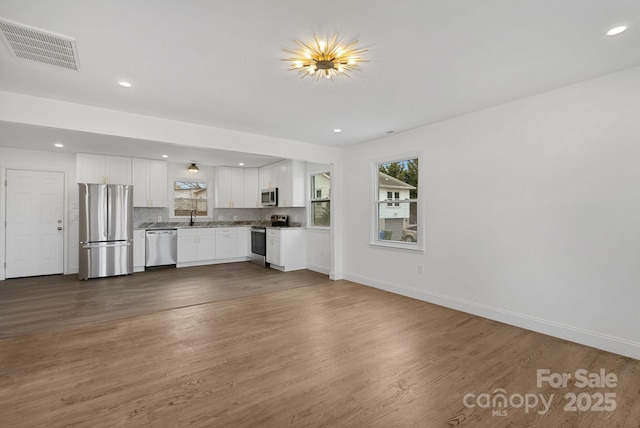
[0,18,80,71]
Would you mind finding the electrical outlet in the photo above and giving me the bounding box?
[233,215,238,221]
[157,216,162,222]
[218,215,223,221]
[417,265,424,275]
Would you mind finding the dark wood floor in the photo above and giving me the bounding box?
[0,262,323,338]
[0,264,638,427]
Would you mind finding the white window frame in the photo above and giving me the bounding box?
[309,171,331,229]
[370,154,423,253]
[172,179,209,218]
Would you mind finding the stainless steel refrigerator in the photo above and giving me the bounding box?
[78,183,133,280]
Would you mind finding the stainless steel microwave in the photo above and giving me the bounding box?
[261,188,278,206]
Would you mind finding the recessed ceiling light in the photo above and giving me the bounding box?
[54,143,64,148]
[118,81,132,88]
[333,129,342,133]
[161,155,168,158]
[607,25,627,36]
[238,162,245,166]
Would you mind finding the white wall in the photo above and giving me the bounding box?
[341,66,640,359]
[0,147,78,279]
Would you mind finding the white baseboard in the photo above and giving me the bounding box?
[306,263,330,275]
[344,273,640,360]
[177,257,250,269]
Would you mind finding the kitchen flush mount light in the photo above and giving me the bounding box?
[54,143,64,148]
[283,33,368,81]
[607,25,627,36]
[238,162,245,166]
[333,129,342,133]
[161,155,168,158]
[188,163,199,173]
[118,81,132,88]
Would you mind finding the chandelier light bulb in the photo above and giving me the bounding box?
[283,33,368,81]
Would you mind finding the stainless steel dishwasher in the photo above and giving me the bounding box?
[145,229,177,269]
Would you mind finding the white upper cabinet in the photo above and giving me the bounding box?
[77,153,132,184]
[274,159,306,207]
[259,163,275,190]
[258,160,305,207]
[243,168,260,208]
[215,166,245,208]
[132,158,168,207]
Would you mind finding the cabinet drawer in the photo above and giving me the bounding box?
[215,228,238,236]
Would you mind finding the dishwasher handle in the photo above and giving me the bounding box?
[146,229,177,235]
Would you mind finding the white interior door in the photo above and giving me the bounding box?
[5,170,65,278]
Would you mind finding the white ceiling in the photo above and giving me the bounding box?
[0,0,639,163]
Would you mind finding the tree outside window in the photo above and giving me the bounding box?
[376,158,418,243]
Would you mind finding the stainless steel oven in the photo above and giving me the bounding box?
[250,226,267,267]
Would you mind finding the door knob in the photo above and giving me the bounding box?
[57,227,63,231]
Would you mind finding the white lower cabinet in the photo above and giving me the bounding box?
[215,227,239,259]
[177,226,250,266]
[238,226,250,257]
[177,228,216,264]
[133,230,146,272]
[266,228,306,272]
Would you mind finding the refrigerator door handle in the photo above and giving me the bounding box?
[81,241,131,249]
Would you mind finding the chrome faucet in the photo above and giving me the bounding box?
[190,209,196,226]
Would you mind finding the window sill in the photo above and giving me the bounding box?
[368,240,425,254]
[306,226,330,231]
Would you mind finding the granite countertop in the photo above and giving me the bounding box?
[136,221,304,230]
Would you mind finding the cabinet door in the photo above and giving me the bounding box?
[266,230,281,265]
[197,229,216,261]
[77,153,106,183]
[105,156,132,184]
[259,163,274,190]
[290,160,306,207]
[215,167,233,208]
[275,160,291,207]
[243,168,260,208]
[215,229,239,259]
[230,168,245,208]
[131,158,149,207]
[148,160,168,207]
[177,230,198,263]
[237,226,249,257]
[133,230,146,268]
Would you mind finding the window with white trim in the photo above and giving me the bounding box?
[310,172,330,227]
[375,158,418,245]
[174,180,208,216]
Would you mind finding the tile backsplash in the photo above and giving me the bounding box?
[134,206,306,227]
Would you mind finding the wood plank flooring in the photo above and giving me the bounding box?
[0,262,322,338]
[0,264,638,427]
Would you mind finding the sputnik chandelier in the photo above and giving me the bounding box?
[283,34,367,81]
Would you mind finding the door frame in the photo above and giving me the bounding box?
[1,166,69,280]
